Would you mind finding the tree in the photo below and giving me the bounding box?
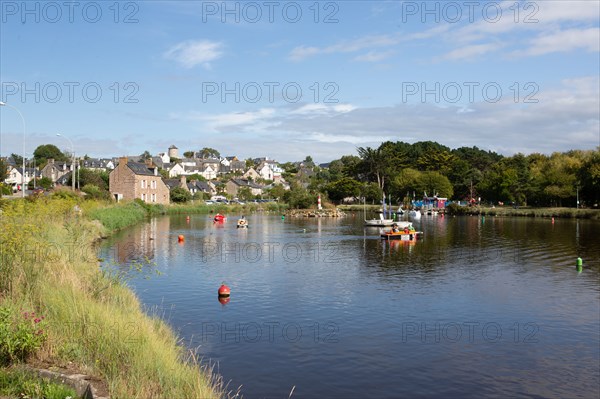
[237,187,253,201]
[11,153,23,166]
[578,149,600,207]
[0,158,7,181]
[170,187,191,203]
[199,147,220,159]
[37,177,53,190]
[78,168,109,190]
[416,171,453,198]
[326,177,362,203]
[33,144,69,164]
[140,150,152,161]
[183,151,195,158]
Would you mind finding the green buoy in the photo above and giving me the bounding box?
[576,257,583,272]
[281,215,285,220]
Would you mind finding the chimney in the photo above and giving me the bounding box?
[180,175,187,188]
[48,158,55,165]
[119,157,128,166]
[145,158,153,167]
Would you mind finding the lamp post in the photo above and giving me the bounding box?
[56,133,76,191]
[0,101,26,197]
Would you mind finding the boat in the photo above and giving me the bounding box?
[381,225,423,241]
[237,217,248,229]
[365,213,396,227]
[213,213,226,223]
[409,209,421,219]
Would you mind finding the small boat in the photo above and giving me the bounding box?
[409,209,421,219]
[213,213,226,223]
[381,227,423,241]
[365,213,395,227]
[237,217,248,229]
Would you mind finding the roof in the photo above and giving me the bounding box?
[231,178,263,189]
[163,179,181,189]
[126,161,156,176]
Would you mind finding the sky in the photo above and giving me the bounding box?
[0,0,599,163]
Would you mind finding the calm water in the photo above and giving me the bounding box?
[100,213,600,398]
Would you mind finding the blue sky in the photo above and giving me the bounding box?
[1,0,599,162]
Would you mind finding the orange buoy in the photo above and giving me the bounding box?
[218,283,231,297]
[178,234,185,242]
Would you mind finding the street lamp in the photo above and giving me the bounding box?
[56,133,76,191]
[0,101,26,198]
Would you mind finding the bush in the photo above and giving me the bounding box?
[0,307,47,365]
[445,202,469,215]
[82,184,110,200]
[170,187,192,203]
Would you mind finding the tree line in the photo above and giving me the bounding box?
[310,141,599,208]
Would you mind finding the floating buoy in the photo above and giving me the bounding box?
[576,257,583,272]
[218,283,231,297]
[281,215,285,220]
[218,296,230,305]
[178,234,185,242]
[552,217,555,224]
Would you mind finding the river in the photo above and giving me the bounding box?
[100,213,600,398]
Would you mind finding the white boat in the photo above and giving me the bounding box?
[409,209,422,219]
[236,217,248,228]
[365,213,395,227]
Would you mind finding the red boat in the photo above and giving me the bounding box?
[213,213,226,223]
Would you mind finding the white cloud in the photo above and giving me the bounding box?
[164,39,223,69]
[354,50,395,62]
[514,28,600,57]
[289,34,403,61]
[440,43,503,61]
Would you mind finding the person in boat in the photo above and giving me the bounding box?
[391,223,399,233]
[237,216,247,227]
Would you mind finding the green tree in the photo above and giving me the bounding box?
[267,184,287,201]
[0,158,7,181]
[416,171,453,198]
[33,144,69,165]
[237,187,253,201]
[578,149,600,207]
[198,147,220,159]
[140,150,152,161]
[183,151,195,158]
[326,177,362,203]
[11,153,23,166]
[170,187,191,203]
[78,168,109,190]
[37,177,53,190]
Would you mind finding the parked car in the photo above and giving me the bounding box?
[205,200,215,205]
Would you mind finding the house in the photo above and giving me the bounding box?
[225,178,264,197]
[41,159,74,183]
[243,168,260,180]
[109,157,170,204]
[167,163,186,178]
[188,180,216,197]
[80,158,114,171]
[220,156,245,173]
[164,175,189,191]
[4,167,40,188]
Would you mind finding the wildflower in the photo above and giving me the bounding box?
[34,318,41,324]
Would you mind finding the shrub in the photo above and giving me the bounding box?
[0,307,47,365]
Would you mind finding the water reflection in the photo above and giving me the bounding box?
[101,214,600,398]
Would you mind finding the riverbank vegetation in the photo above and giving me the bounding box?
[0,196,224,398]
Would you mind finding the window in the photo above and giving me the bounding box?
[151,193,156,202]
[141,180,146,189]
[151,180,157,189]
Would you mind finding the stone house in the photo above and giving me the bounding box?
[225,178,263,197]
[243,168,260,180]
[41,159,74,183]
[109,157,170,204]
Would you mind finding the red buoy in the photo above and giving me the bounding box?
[178,234,185,242]
[218,296,231,305]
[218,284,231,297]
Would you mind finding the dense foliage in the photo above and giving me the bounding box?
[315,142,599,207]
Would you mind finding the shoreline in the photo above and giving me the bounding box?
[0,197,225,398]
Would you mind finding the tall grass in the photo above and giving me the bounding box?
[445,205,600,219]
[0,196,224,398]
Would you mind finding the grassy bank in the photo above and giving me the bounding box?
[0,197,224,398]
[446,205,600,219]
